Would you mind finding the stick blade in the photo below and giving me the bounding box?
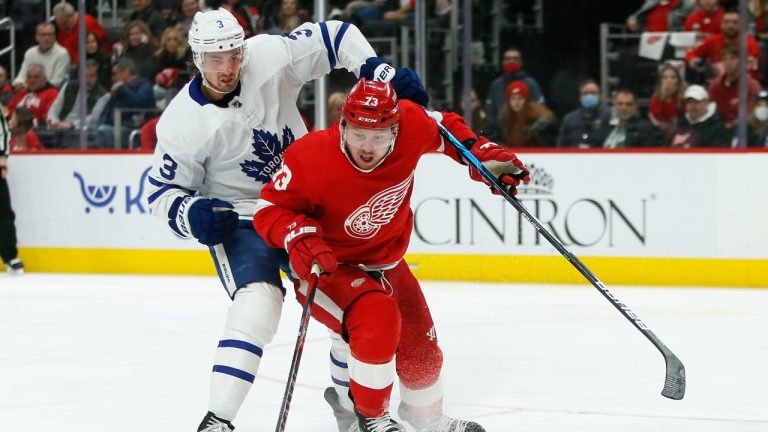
[661,355,686,400]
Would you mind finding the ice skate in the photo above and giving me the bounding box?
[348,410,406,432]
[4,258,24,275]
[324,386,356,432]
[398,403,485,432]
[197,411,234,432]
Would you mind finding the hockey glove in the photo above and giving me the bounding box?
[468,141,530,196]
[360,57,430,107]
[185,197,239,246]
[284,216,337,284]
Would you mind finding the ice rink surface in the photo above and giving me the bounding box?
[1,273,767,432]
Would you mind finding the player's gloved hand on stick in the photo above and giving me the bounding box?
[468,140,531,195]
[284,216,337,285]
[360,57,430,107]
[186,197,239,246]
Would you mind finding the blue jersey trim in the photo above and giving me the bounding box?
[330,352,348,368]
[332,377,350,387]
[167,195,186,237]
[212,365,255,383]
[319,22,336,70]
[218,339,264,357]
[188,74,242,108]
[333,22,350,61]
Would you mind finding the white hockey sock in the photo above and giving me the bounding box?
[208,282,284,420]
[329,330,355,412]
[400,378,444,422]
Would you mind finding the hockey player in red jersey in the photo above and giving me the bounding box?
[254,79,529,432]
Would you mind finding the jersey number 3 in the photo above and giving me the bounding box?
[159,154,179,181]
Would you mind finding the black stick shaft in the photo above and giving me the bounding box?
[437,123,685,400]
[274,268,321,431]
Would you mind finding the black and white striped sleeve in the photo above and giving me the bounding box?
[0,114,10,157]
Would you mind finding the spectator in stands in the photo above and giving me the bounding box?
[221,0,258,37]
[626,0,694,32]
[154,27,188,71]
[708,46,762,127]
[498,81,556,147]
[650,63,687,136]
[556,79,612,148]
[265,0,308,35]
[748,90,768,146]
[52,1,110,64]
[140,115,160,151]
[328,91,345,126]
[85,31,113,91]
[683,0,724,33]
[98,57,155,148]
[484,47,544,134]
[685,10,761,79]
[603,89,662,148]
[751,0,768,36]
[670,84,731,147]
[13,22,70,90]
[45,60,111,148]
[8,107,45,151]
[8,65,60,125]
[175,0,201,38]
[0,65,13,107]
[0,114,25,275]
[129,0,169,37]
[457,87,489,137]
[117,21,161,82]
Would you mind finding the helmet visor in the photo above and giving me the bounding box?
[200,48,244,73]
[344,124,395,150]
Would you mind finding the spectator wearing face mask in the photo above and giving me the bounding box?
[484,47,544,133]
[556,79,612,148]
[747,90,768,147]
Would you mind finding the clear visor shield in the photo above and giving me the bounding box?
[343,124,396,151]
[198,47,245,73]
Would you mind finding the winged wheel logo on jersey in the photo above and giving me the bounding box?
[344,172,414,239]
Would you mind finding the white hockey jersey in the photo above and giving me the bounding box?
[147,21,375,238]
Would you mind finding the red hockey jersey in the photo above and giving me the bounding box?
[254,100,478,268]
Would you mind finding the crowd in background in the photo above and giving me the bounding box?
[1,0,768,151]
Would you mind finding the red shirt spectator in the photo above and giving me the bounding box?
[140,116,160,152]
[53,2,110,63]
[646,0,681,32]
[707,47,762,127]
[683,2,724,34]
[649,63,686,127]
[649,97,680,124]
[7,65,59,124]
[10,131,45,151]
[685,12,761,78]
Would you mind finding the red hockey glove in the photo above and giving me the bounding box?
[469,141,530,195]
[284,216,337,285]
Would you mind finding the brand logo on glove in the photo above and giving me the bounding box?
[374,64,395,83]
[344,172,413,239]
[351,277,366,288]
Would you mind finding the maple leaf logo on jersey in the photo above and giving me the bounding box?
[344,172,414,239]
[240,126,295,184]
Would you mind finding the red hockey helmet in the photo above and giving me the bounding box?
[342,79,400,129]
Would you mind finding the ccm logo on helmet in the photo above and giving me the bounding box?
[357,117,378,123]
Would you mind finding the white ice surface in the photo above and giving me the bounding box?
[1,274,767,431]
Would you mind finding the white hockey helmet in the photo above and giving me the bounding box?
[189,9,246,53]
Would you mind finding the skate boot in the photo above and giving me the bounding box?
[398,403,485,432]
[4,258,24,275]
[324,386,356,432]
[348,410,406,432]
[197,411,234,432]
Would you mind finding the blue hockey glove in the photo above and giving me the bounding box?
[184,197,239,246]
[360,57,430,107]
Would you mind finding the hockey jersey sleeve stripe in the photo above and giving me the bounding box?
[319,21,337,70]
[333,22,351,60]
[218,339,264,357]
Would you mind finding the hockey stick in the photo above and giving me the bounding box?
[275,264,322,432]
[436,123,686,400]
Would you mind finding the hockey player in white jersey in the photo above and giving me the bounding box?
[146,8,429,432]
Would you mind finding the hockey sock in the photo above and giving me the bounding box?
[328,330,355,413]
[345,292,401,418]
[208,282,283,420]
